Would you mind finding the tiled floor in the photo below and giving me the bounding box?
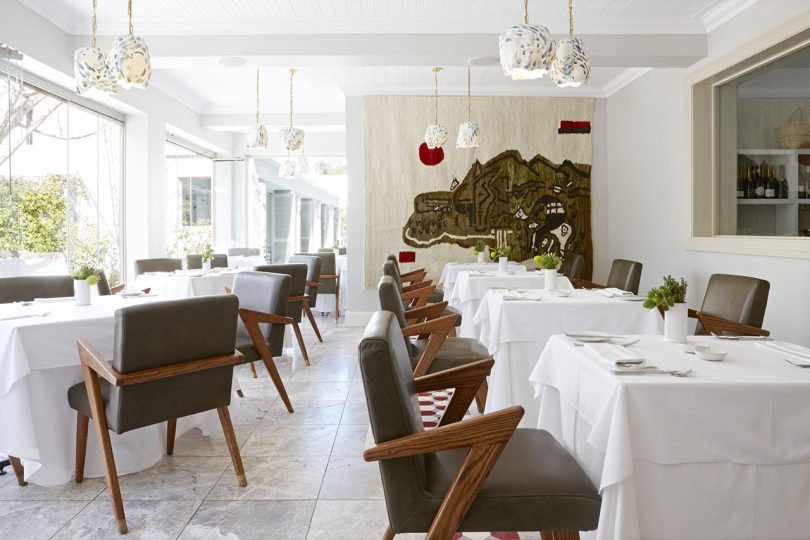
[0,320,543,540]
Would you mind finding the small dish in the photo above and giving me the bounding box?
[678,343,696,354]
[564,330,611,343]
[119,290,144,298]
[695,347,727,362]
[551,290,571,297]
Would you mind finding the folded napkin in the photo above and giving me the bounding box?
[599,288,632,298]
[585,343,645,367]
[468,270,494,277]
[33,296,74,303]
[759,341,810,366]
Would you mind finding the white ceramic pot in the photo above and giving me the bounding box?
[202,260,212,272]
[664,302,688,343]
[477,251,486,264]
[498,256,508,272]
[544,268,558,290]
[74,279,91,306]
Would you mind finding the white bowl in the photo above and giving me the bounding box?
[695,348,727,362]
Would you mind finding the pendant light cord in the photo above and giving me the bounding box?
[128,0,134,35]
[568,0,574,37]
[466,65,472,121]
[524,0,529,24]
[432,67,441,124]
[255,67,260,125]
[91,0,98,48]
[288,68,297,127]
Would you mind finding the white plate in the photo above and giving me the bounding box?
[119,291,144,298]
[613,295,645,301]
[564,330,611,342]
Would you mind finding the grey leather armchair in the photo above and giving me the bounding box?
[133,258,182,277]
[288,255,324,342]
[570,258,643,294]
[360,311,601,540]
[228,248,260,257]
[0,275,74,303]
[67,295,246,535]
[231,271,295,411]
[560,253,585,280]
[378,275,489,412]
[692,274,770,336]
[383,261,460,332]
[186,253,228,270]
[386,254,442,303]
[296,251,340,322]
[255,263,311,365]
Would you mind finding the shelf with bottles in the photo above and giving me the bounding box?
[736,150,810,204]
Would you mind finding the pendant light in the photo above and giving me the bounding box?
[424,67,448,149]
[246,67,269,149]
[279,68,305,151]
[279,155,298,179]
[550,0,591,87]
[498,0,556,80]
[109,0,151,89]
[74,0,118,98]
[456,65,480,148]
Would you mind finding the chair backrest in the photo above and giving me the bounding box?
[186,254,228,270]
[97,271,112,296]
[606,259,643,294]
[228,248,260,257]
[560,253,585,280]
[696,274,770,335]
[232,271,291,357]
[254,264,307,322]
[288,255,322,306]
[107,295,239,434]
[0,275,74,303]
[359,311,429,517]
[382,261,404,292]
[317,248,333,252]
[296,252,337,294]
[378,275,408,329]
[338,247,346,255]
[134,258,182,276]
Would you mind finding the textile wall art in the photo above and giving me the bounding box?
[362,95,593,287]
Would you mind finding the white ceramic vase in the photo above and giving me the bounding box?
[202,260,212,272]
[498,256,508,272]
[664,303,688,343]
[544,269,558,291]
[477,251,486,264]
[74,279,91,306]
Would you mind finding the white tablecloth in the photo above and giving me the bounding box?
[133,270,238,298]
[0,296,218,486]
[313,255,347,316]
[530,334,810,540]
[448,271,572,338]
[228,255,266,269]
[438,261,527,296]
[472,289,662,427]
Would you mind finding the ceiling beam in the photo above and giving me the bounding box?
[201,113,346,131]
[71,33,707,69]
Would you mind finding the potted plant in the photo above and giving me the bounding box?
[534,253,563,290]
[490,245,511,272]
[201,245,214,272]
[473,240,487,264]
[72,265,101,306]
[644,275,688,343]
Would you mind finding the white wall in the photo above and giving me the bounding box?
[606,2,810,345]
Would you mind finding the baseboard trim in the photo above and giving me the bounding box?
[344,311,374,326]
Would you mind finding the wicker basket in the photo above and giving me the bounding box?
[774,107,810,149]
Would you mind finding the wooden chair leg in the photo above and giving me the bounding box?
[217,406,247,487]
[474,379,488,414]
[248,361,258,378]
[335,287,340,322]
[552,532,580,540]
[9,456,25,486]
[236,388,244,398]
[305,305,323,343]
[449,325,457,337]
[261,356,294,413]
[540,533,554,540]
[75,413,89,482]
[382,525,395,540]
[292,321,311,366]
[166,419,177,456]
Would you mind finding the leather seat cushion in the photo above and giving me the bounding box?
[442,306,462,327]
[429,290,444,304]
[393,429,601,532]
[235,338,283,363]
[67,381,111,424]
[411,337,490,372]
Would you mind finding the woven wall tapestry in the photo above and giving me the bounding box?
[362,96,593,287]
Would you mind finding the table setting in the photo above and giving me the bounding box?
[438,260,528,296]
[133,267,246,298]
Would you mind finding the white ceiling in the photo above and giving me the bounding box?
[18,0,759,129]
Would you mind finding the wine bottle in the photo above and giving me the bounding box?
[778,164,789,199]
[765,164,775,199]
[745,166,754,198]
[801,165,808,200]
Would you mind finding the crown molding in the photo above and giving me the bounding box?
[701,0,760,32]
[601,68,654,97]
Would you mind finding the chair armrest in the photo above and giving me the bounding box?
[405,301,449,323]
[239,308,294,326]
[399,268,426,279]
[694,311,771,337]
[415,358,494,425]
[320,274,338,280]
[288,294,308,303]
[305,280,321,288]
[111,284,125,295]
[402,314,456,337]
[77,338,244,387]
[401,284,436,308]
[405,314,458,377]
[364,406,523,461]
[570,277,604,289]
[401,270,427,285]
[402,280,433,293]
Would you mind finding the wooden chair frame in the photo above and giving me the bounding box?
[320,273,341,322]
[73,338,246,535]
[288,293,312,366]
[569,277,604,290]
[399,267,427,285]
[688,308,771,337]
[238,308,296,411]
[304,280,324,342]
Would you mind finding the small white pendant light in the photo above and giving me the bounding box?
[279,68,305,151]
[109,0,151,89]
[74,0,118,98]
[550,0,591,87]
[499,0,556,80]
[456,65,480,149]
[424,67,448,149]
[246,67,269,149]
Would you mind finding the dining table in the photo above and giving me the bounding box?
[529,334,810,540]
[0,296,220,486]
[472,288,662,427]
[438,261,527,298]
[133,268,242,298]
[447,269,573,338]
[227,255,267,269]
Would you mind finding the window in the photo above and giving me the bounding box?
[0,66,124,283]
[165,141,214,256]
